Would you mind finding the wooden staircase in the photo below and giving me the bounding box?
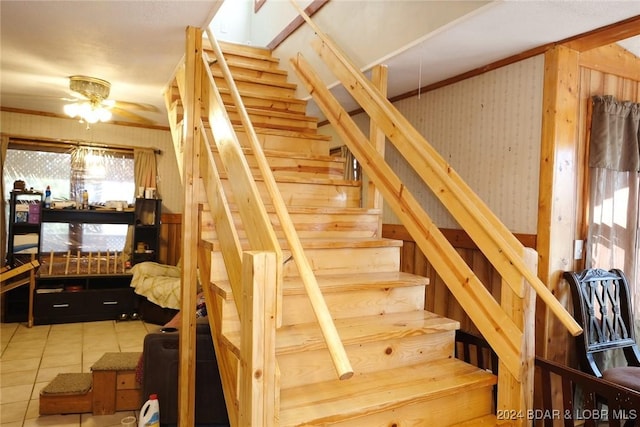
[165,37,498,426]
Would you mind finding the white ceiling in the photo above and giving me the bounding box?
[0,1,220,126]
[1,1,639,128]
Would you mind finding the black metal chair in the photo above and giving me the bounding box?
[564,268,640,392]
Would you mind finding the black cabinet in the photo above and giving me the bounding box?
[30,200,160,325]
[35,275,134,324]
[3,191,42,323]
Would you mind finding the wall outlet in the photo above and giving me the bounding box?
[574,239,584,260]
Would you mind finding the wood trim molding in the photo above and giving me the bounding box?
[578,43,640,81]
[266,0,330,50]
[382,223,537,250]
[562,15,640,52]
[319,16,640,128]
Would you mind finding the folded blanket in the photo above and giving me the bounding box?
[130,262,181,310]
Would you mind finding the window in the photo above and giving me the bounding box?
[4,141,135,254]
[586,96,640,318]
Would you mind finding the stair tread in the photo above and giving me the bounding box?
[202,205,379,215]
[212,270,428,301]
[234,310,455,355]
[217,172,360,187]
[215,41,279,62]
[212,69,297,90]
[234,125,332,141]
[204,236,403,252]
[279,357,496,426]
[218,86,307,106]
[209,55,288,75]
[223,146,345,163]
[225,105,316,122]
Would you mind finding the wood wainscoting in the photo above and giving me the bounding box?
[159,217,538,337]
[158,213,182,266]
[382,224,537,337]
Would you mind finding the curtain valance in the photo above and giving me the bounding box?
[589,95,640,172]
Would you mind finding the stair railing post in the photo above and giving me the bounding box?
[177,25,202,427]
[497,247,537,425]
[239,251,278,427]
[367,65,387,237]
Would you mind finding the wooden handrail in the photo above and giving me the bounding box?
[291,52,524,380]
[204,29,353,381]
[289,0,581,338]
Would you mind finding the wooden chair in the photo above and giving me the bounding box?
[564,268,640,392]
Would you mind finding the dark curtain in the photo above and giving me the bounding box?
[586,95,640,369]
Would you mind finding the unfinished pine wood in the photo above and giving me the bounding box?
[537,45,581,365]
[200,244,240,427]
[234,127,332,155]
[279,358,495,426]
[291,52,524,380]
[199,126,244,311]
[497,248,537,427]
[579,43,640,82]
[367,64,387,237]
[309,37,580,338]
[225,106,318,134]
[221,177,361,209]
[177,26,202,427]
[239,251,278,426]
[206,28,353,380]
[210,61,289,83]
[170,27,506,425]
[201,206,379,241]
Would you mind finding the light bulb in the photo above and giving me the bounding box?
[64,103,80,117]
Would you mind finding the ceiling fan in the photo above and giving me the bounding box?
[63,75,157,125]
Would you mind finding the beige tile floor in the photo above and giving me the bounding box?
[1,319,155,427]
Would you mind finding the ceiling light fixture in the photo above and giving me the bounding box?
[64,76,113,124]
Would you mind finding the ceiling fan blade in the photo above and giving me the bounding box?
[111,106,155,125]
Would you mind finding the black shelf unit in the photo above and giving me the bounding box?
[132,198,162,265]
[6,190,43,267]
[3,191,43,323]
[30,200,160,325]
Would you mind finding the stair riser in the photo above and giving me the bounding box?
[214,77,296,99]
[235,131,329,155]
[209,246,401,281]
[218,52,281,71]
[220,180,361,209]
[278,331,455,389]
[211,150,345,180]
[280,286,425,326]
[299,386,493,427]
[220,92,307,114]
[226,110,317,133]
[201,210,379,241]
[211,64,288,83]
